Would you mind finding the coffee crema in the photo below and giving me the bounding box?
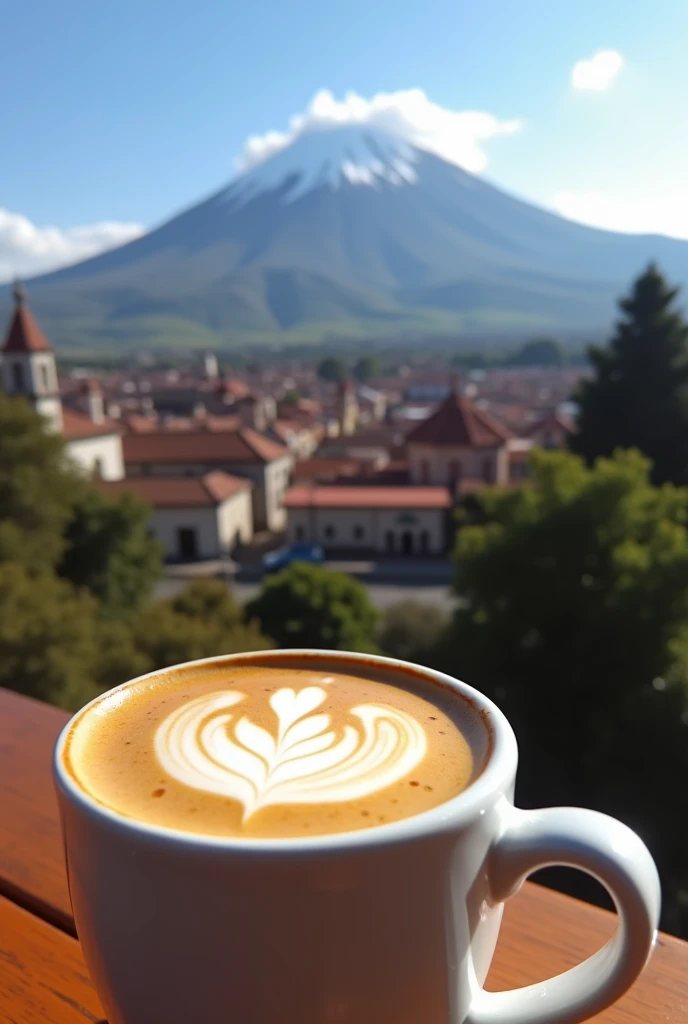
[65,661,476,839]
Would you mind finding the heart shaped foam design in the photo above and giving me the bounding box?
[154,685,427,821]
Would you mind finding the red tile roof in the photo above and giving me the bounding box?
[2,289,52,353]
[122,414,159,433]
[62,409,121,439]
[96,471,251,508]
[217,377,251,399]
[293,457,363,482]
[284,485,451,509]
[240,427,289,462]
[122,413,242,433]
[406,391,512,448]
[202,414,242,432]
[271,418,312,441]
[525,411,576,436]
[122,428,288,466]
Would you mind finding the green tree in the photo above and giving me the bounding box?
[353,355,380,381]
[434,448,688,935]
[134,579,272,671]
[509,338,564,367]
[0,396,80,571]
[378,600,448,663]
[246,563,380,652]
[94,616,151,693]
[317,356,347,383]
[59,489,163,617]
[0,563,100,710]
[571,265,688,485]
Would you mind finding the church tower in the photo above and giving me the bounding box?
[1,283,63,432]
[337,379,359,436]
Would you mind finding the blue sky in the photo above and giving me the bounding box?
[2,0,687,279]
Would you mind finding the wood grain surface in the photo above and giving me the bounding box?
[490,883,688,1022]
[0,686,686,1022]
[0,689,73,932]
[0,894,104,1023]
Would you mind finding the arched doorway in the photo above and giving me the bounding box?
[401,530,414,555]
[420,530,430,554]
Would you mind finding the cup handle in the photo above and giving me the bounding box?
[466,805,661,1024]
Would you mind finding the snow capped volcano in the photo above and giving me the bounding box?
[224,126,419,205]
[4,121,688,349]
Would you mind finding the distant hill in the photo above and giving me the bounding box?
[2,125,688,350]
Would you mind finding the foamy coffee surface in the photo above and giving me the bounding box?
[65,662,475,838]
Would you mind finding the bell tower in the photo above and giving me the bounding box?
[1,283,63,432]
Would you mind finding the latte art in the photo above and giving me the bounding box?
[66,661,475,838]
[155,686,427,820]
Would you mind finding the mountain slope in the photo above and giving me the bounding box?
[3,126,688,349]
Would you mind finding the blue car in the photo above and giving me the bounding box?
[262,543,325,573]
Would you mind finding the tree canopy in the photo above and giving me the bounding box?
[353,355,380,381]
[508,338,564,367]
[434,448,688,934]
[133,579,272,671]
[0,396,80,571]
[0,563,101,709]
[317,356,347,383]
[378,599,448,664]
[571,265,688,485]
[0,396,162,705]
[59,489,163,617]
[246,563,380,652]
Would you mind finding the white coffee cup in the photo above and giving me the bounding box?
[53,650,660,1024]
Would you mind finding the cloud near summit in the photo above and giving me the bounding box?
[0,209,144,283]
[235,88,522,175]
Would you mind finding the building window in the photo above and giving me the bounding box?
[40,364,50,392]
[92,457,104,479]
[482,457,492,482]
[385,530,395,553]
[420,458,430,484]
[324,524,336,541]
[353,524,364,540]
[420,529,430,554]
[295,524,305,541]
[11,362,24,393]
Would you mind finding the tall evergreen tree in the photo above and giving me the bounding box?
[571,264,688,484]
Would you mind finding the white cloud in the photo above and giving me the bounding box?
[552,190,688,240]
[0,209,145,283]
[571,50,624,91]
[236,88,522,174]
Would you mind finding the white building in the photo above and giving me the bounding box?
[406,388,513,490]
[98,472,253,560]
[1,285,124,480]
[284,485,451,555]
[123,429,292,532]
